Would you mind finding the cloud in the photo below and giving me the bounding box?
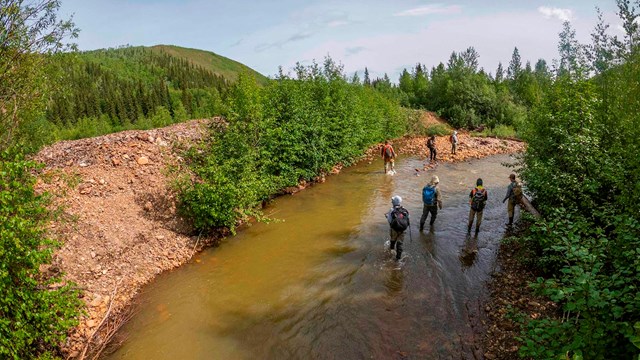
[255,31,313,52]
[345,46,366,56]
[327,20,349,28]
[538,6,574,22]
[394,4,462,17]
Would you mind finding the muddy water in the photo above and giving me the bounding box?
[106,154,519,359]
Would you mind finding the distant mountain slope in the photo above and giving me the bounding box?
[46,45,268,131]
[149,44,268,84]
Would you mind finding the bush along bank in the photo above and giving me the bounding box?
[177,59,410,234]
[491,20,640,358]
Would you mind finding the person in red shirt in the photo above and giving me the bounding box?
[381,140,396,174]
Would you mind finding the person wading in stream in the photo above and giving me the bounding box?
[420,175,442,231]
[381,140,397,174]
[386,195,410,260]
[502,173,522,226]
[427,135,437,162]
[468,178,488,234]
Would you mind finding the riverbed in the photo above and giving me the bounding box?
[106,154,518,359]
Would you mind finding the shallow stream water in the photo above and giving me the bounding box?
[106,154,519,359]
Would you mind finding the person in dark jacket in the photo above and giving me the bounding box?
[386,195,410,260]
[468,178,488,234]
[427,135,437,162]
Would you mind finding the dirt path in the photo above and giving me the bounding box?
[33,118,524,358]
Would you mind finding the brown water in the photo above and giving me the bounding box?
[106,154,519,359]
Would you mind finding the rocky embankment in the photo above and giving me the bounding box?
[33,118,525,358]
[34,120,216,358]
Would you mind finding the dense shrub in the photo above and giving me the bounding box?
[0,150,82,359]
[179,60,410,233]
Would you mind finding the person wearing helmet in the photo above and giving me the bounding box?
[468,178,488,234]
[386,195,410,260]
[419,175,443,231]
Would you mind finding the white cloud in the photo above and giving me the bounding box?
[394,4,462,17]
[327,20,349,28]
[538,6,574,22]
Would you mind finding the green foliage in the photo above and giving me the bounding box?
[424,124,452,137]
[0,149,82,359]
[0,0,78,151]
[396,47,551,131]
[179,60,410,233]
[515,5,640,357]
[43,46,232,142]
[471,125,517,138]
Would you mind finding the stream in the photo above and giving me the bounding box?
[106,154,518,359]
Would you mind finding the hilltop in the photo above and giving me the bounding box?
[147,44,269,84]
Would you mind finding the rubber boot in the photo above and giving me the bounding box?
[507,217,513,226]
[395,242,403,260]
[475,225,480,234]
[390,240,396,250]
[467,223,472,233]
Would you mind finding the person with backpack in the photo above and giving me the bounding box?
[450,131,458,155]
[468,178,488,234]
[381,140,396,174]
[427,135,437,162]
[419,175,442,231]
[502,173,522,226]
[386,195,410,260]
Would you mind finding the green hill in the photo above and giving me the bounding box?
[148,45,268,84]
[45,45,268,137]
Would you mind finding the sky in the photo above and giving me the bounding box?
[59,0,622,80]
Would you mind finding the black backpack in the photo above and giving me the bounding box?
[390,206,409,232]
[471,188,486,211]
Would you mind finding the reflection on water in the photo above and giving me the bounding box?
[106,154,517,360]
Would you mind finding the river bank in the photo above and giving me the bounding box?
[34,119,525,358]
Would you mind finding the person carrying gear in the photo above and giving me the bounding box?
[419,175,442,231]
[502,173,522,226]
[468,178,488,234]
[450,131,459,154]
[381,140,397,174]
[386,195,410,260]
[427,135,437,162]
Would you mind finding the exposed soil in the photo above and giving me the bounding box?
[480,230,558,360]
[32,117,526,359]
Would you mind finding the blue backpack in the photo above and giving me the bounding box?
[422,185,436,205]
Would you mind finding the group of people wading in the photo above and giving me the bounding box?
[380,136,521,261]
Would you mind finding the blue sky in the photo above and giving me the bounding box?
[59,1,620,80]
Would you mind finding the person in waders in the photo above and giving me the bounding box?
[381,140,397,174]
[450,131,458,155]
[419,175,442,231]
[427,135,437,162]
[386,195,410,260]
[468,178,488,234]
[502,173,522,226]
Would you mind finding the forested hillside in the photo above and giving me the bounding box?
[38,45,267,142]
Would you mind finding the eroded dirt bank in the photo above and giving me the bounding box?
[33,119,525,358]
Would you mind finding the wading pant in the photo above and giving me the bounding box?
[420,204,438,229]
[429,147,437,161]
[507,198,516,218]
[384,159,395,173]
[451,143,457,154]
[468,208,484,231]
[389,228,405,260]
